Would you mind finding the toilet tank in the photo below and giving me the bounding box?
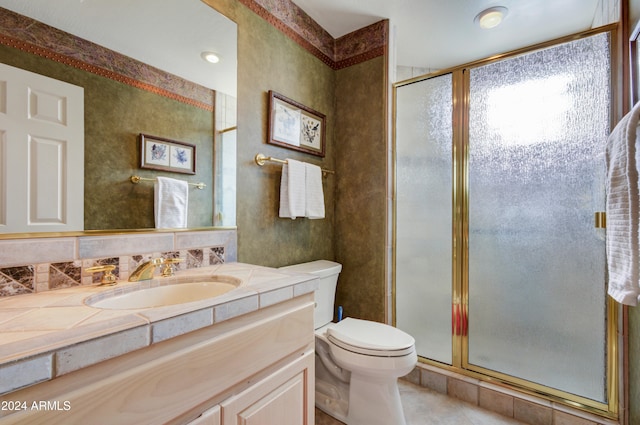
[279,260,342,329]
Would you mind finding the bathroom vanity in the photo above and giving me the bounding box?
[0,263,316,424]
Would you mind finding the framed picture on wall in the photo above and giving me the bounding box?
[267,90,326,157]
[139,133,196,174]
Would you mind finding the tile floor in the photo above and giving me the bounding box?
[315,379,527,425]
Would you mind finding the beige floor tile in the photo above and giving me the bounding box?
[402,380,528,425]
[314,380,528,425]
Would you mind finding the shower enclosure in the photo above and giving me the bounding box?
[393,27,617,415]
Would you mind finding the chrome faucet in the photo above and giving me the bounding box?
[128,258,162,282]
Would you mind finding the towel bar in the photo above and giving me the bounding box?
[254,153,334,176]
[130,175,206,189]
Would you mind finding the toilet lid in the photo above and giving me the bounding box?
[326,318,415,356]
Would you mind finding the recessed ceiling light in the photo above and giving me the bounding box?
[474,6,508,29]
[201,51,220,64]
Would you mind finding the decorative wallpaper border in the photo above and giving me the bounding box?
[0,8,214,111]
[0,0,387,101]
[238,0,334,66]
[335,20,389,64]
[239,0,388,70]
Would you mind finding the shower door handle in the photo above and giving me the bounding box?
[595,212,606,228]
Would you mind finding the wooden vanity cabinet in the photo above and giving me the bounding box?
[185,405,220,425]
[0,294,315,425]
[220,350,313,424]
[185,351,314,425]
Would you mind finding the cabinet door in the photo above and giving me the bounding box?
[186,405,220,425]
[221,351,314,425]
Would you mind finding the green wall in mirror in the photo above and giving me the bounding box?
[0,3,237,233]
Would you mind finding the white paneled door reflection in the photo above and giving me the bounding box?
[0,62,84,233]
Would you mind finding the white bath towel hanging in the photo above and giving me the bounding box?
[305,163,325,219]
[154,176,189,228]
[605,102,640,306]
[279,159,306,219]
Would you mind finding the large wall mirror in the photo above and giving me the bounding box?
[0,0,237,234]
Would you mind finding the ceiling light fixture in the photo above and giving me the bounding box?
[201,51,220,64]
[474,6,508,29]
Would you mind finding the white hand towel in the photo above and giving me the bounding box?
[605,102,640,306]
[305,163,325,219]
[154,176,189,228]
[279,159,306,219]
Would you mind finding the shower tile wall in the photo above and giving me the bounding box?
[405,365,619,425]
[0,230,237,297]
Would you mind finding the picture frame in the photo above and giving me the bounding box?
[139,133,196,175]
[267,90,326,157]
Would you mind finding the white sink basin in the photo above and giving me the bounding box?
[88,280,239,310]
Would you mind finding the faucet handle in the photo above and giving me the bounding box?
[161,258,184,277]
[86,265,117,286]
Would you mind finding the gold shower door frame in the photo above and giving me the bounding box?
[393,24,620,418]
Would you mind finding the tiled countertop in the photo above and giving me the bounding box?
[0,262,317,395]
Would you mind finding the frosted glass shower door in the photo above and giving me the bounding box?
[467,33,610,402]
[395,75,453,364]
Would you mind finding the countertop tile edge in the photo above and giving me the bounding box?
[55,325,151,376]
[0,263,319,394]
[0,353,53,395]
[0,314,150,364]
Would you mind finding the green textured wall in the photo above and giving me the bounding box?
[0,45,214,230]
[83,80,213,230]
[334,57,387,322]
[204,0,387,321]
[205,0,337,267]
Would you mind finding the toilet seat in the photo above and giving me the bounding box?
[327,318,415,357]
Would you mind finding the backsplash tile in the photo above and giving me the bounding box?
[49,262,82,290]
[78,234,175,258]
[0,230,237,298]
[0,266,34,296]
[0,238,76,267]
[187,249,204,268]
[210,247,225,264]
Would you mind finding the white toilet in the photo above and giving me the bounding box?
[280,260,417,425]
